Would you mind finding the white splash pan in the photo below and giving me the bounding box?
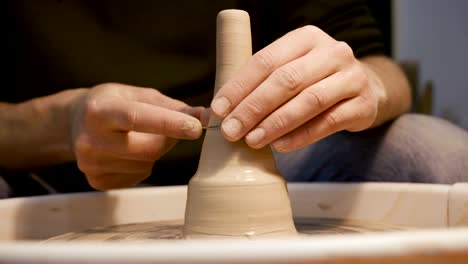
[1,182,468,263]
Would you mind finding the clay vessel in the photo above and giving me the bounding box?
[183,9,297,238]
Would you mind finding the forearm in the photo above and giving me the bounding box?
[361,55,412,127]
[0,89,86,169]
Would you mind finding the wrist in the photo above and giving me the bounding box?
[58,88,90,162]
[360,55,413,128]
[362,61,388,127]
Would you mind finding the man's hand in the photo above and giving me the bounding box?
[211,26,404,152]
[71,83,205,189]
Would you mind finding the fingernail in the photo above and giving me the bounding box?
[222,118,243,139]
[181,120,202,138]
[211,97,231,117]
[272,138,289,152]
[245,128,266,147]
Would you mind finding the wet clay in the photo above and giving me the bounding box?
[183,10,297,238]
[45,219,407,242]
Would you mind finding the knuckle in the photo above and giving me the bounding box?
[137,137,176,160]
[76,159,99,178]
[324,112,340,130]
[359,87,377,107]
[126,105,138,131]
[83,98,101,121]
[347,109,372,132]
[86,167,152,190]
[93,83,122,94]
[353,107,366,122]
[243,98,264,118]
[273,65,302,92]
[135,147,161,162]
[74,134,94,155]
[354,67,369,88]
[144,88,164,103]
[94,83,114,90]
[143,87,161,95]
[75,158,88,173]
[302,87,326,109]
[285,130,310,152]
[303,126,316,144]
[86,172,122,190]
[252,49,275,73]
[293,128,317,150]
[87,175,110,190]
[363,98,378,119]
[333,41,354,62]
[159,119,170,132]
[270,114,290,132]
[300,25,321,38]
[229,79,249,94]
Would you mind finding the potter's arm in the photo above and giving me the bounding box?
[0,84,205,190]
[0,91,81,169]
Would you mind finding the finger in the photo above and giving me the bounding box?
[77,150,155,176]
[124,131,178,161]
[200,107,211,127]
[180,106,207,120]
[271,97,374,152]
[87,98,203,139]
[87,171,152,190]
[222,42,351,141]
[211,25,335,118]
[133,88,192,111]
[165,104,209,127]
[185,107,212,127]
[245,66,366,148]
[107,83,190,111]
[75,131,178,162]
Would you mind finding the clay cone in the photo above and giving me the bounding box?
[183,10,297,238]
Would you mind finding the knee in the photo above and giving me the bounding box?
[277,114,468,184]
[371,114,468,183]
[389,114,465,138]
[385,114,467,154]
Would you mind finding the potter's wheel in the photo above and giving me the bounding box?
[2,183,468,264]
[45,218,406,242]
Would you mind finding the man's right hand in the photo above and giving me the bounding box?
[70,83,205,190]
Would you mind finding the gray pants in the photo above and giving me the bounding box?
[1,114,467,198]
[276,114,468,184]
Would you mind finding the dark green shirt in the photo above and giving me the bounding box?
[1,0,384,192]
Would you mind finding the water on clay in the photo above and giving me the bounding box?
[45,218,407,242]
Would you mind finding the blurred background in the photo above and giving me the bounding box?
[371,0,467,130]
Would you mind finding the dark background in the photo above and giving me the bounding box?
[367,0,392,56]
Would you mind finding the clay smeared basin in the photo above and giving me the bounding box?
[1,183,468,263]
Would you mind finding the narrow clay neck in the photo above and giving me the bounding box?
[208,9,252,128]
[197,10,280,184]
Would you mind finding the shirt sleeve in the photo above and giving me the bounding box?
[253,0,385,58]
